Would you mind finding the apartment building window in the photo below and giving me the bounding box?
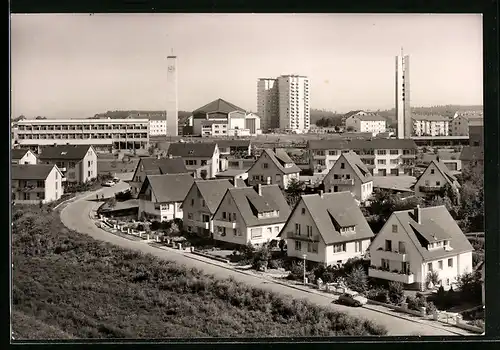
[385,240,392,251]
[295,240,302,251]
[88,171,91,177]
[317,159,325,166]
[88,160,91,167]
[389,150,399,155]
[428,262,433,272]
[307,242,318,253]
[333,243,346,253]
[448,258,453,267]
[328,150,337,156]
[430,169,435,174]
[377,159,386,165]
[301,208,306,215]
[392,224,398,233]
[377,150,387,155]
[390,159,399,165]
[222,212,227,219]
[340,162,345,169]
[201,160,207,166]
[23,193,29,200]
[316,151,325,156]
[263,163,269,169]
[36,180,45,188]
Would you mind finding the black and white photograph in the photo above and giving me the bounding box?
[10,13,487,339]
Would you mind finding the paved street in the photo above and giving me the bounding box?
[59,183,470,336]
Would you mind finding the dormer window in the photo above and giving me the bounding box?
[340,225,356,234]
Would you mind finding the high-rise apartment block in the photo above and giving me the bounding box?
[395,49,411,139]
[257,75,310,133]
[257,78,279,131]
[166,55,178,136]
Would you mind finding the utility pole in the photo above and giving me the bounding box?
[302,254,307,285]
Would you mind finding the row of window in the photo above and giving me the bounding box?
[185,160,208,166]
[18,125,148,131]
[315,149,414,156]
[18,133,148,139]
[12,192,46,200]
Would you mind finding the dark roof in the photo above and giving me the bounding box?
[459,146,484,161]
[308,138,417,150]
[38,145,92,160]
[193,98,246,114]
[251,149,301,175]
[392,206,473,261]
[11,164,57,180]
[167,142,217,158]
[338,151,373,183]
[342,110,365,118]
[350,114,386,122]
[296,192,374,245]
[140,174,194,203]
[136,157,188,177]
[11,148,32,160]
[190,179,234,214]
[216,140,251,148]
[226,185,290,227]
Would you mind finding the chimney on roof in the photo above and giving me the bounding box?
[414,205,422,224]
[257,183,262,196]
[319,190,324,198]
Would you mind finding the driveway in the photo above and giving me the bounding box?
[60,184,470,336]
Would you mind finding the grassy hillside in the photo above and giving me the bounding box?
[11,206,387,339]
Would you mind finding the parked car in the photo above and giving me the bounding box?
[102,180,115,187]
[113,177,120,183]
[336,291,368,307]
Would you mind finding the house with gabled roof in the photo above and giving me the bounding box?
[11,148,37,165]
[278,191,374,266]
[137,173,194,222]
[247,148,301,189]
[38,145,97,184]
[323,151,373,202]
[129,156,189,196]
[414,160,461,200]
[212,184,290,246]
[182,179,236,236]
[368,205,474,291]
[166,142,221,179]
[11,164,64,204]
[459,146,484,170]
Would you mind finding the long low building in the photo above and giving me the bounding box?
[16,118,150,151]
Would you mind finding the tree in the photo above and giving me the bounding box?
[426,270,440,287]
[345,266,368,293]
[252,245,271,270]
[346,126,355,132]
[388,281,405,305]
[148,145,156,156]
[456,271,482,303]
[284,178,306,207]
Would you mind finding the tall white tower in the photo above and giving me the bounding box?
[395,48,411,139]
[166,54,178,136]
[277,75,310,132]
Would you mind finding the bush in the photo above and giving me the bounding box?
[388,281,405,305]
[252,245,271,271]
[425,301,437,315]
[345,266,368,293]
[366,287,389,303]
[456,271,482,303]
[287,261,305,281]
[268,259,280,270]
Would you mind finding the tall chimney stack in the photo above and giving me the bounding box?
[257,183,262,196]
[414,205,421,224]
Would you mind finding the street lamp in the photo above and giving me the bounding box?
[302,254,307,285]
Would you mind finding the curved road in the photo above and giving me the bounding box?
[60,183,468,337]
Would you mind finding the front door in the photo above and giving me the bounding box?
[333,185,338,192]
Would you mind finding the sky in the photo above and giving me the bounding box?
[11,13,483,118]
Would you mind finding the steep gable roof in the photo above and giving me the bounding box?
[140,174,194,203]
[223,185,290,227]
[391,206,473,261]
[459,146,484,162]
[336,151,372,183]
[249,149,301,175]
[416,160,459,188]
[167,142,217,158]
[342,110,365,118]
[38,145,93,160]
[193,98,246,114]
[11,149,33,160]
[352,114,386,122]
[298,192,374,245]
[11,164,57,180]
[191,179,234,214]
[136,157,188,177]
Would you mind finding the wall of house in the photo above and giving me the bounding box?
[18,152,38,165]
[228,111,246,130]
[414,162,448,197]
[45,166,63,202]
[212,192,248,245]
[82,147,98,183]
[324,239,370,265]
[422,251,472,290]
[450,116,469,136]
[246,224,284,245]
[247,152,285,188]
[183,185,213,231]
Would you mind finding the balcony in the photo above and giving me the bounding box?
[330,178,354,186]
[62,177,67,182]
[359,153,375,159]
[374,248,408,262]
[287,231,320,242]
[401,153,416,159]
[368,267,415,284]
[213,219,238,229]
[419,185,442,193]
